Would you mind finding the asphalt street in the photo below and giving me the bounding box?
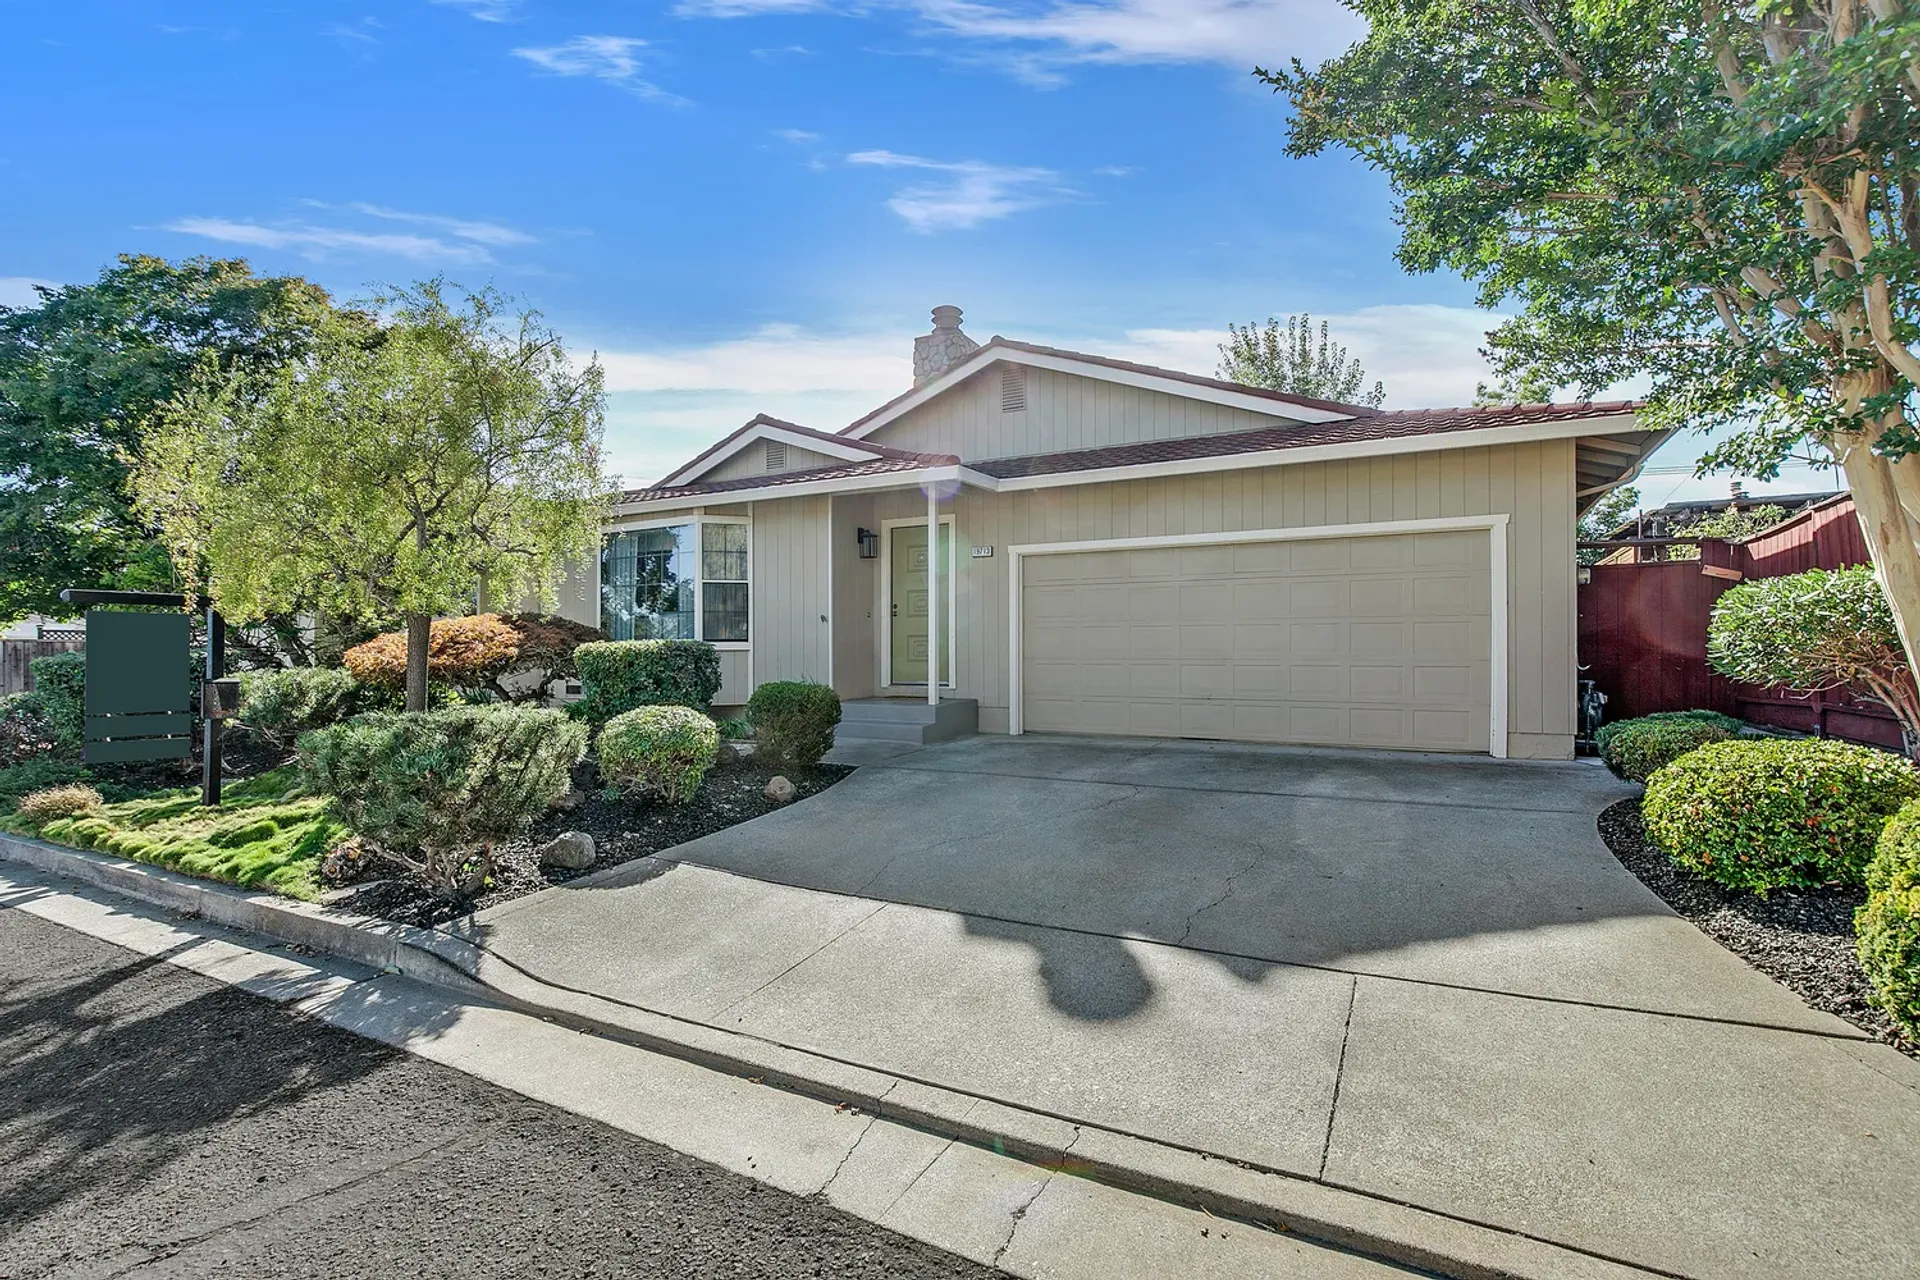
[0,908,1002,1279]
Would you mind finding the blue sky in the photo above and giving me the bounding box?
[1,0,1840,506]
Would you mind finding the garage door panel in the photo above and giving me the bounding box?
[1021,531,1492,752]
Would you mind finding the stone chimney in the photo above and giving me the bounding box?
[913,305,980,385]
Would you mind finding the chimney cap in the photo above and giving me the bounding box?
[930,305,964,331]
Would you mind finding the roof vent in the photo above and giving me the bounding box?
[1000,364,1027,413]
[913,305,981,385]
[764,440,787,472]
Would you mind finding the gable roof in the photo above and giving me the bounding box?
[969,400,1646,480]
[622,453,956,505]
[838,336,1375,442]
[656,413,938,488]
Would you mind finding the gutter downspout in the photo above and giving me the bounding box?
[927,488,940,708]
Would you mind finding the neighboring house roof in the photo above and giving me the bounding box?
[839,336,1377,442]
[971,400,1644,481]
[621,453,956,505]
[656,413,943,488]
[1599,488,1840,540]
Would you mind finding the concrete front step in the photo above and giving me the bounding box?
[836,697,978,746]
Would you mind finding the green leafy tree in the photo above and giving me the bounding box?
[1264,0,1920,666]
[1663,502,1789,558]
[134,281,608,711]
[0,254,335,625]
[1217,314,1386,407]
[1708,566,1920,753]
[1577,484,1640,564]
[1474,368,1559,407]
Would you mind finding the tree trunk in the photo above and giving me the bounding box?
[405,612,431,712]
[1842,445,1920,757]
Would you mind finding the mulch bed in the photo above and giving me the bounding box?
[335,755,854,928]
[1598,797,1916,1057]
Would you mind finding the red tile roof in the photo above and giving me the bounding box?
[660,412,942,486]
[621,453,954,504]
[968,400,1645,480]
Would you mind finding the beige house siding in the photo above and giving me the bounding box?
[700,441,842,483]
[747,494,834,686]
[839,439,1575,758]
[830,493,880,700]
[866,365,1302,461]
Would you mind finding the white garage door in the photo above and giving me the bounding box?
[1020,531,1493,752]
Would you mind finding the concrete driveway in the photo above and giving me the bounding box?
[475,735,1920,1280]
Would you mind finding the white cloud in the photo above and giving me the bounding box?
[0,277,58,308]
[325,202,537,246]
[595,323,909,396]
[430,0,521,21]
[676,1,1363,79]
[773,127,821,142]
[846,149,1069,231]
[512,35,685,103]
[164,217,498,265]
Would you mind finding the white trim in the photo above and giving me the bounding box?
[879,514,957,690]
[843,348,1356,441]
[613,465,963,517]
[824,494,834,691]
[597,514,753,652]
[661,421,890,487]
[613,415,1644,515]
[1006,515,1512,759]
[988,414,1645,493]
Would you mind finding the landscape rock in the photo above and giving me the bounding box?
[538,830,597,870]
[552,788,586,811]
[764,776,796,804]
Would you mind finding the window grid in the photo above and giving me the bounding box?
[601,518,750,646]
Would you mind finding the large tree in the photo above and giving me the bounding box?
[0,254,335,624]
[1266,0,1920,659]
[134,282,607,711]
[1217,314,1388,406]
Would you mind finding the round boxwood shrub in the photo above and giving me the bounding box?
[746,681,842,768]
[15,783,103,826]
[1857,800,1920,1039]
[1593,710,1745,759]
[1601,717,1736,782]
[1643,738,1920,892]
[598,705,719,804]
[574,640,723,723]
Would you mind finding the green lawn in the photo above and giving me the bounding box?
[2,766,343,900]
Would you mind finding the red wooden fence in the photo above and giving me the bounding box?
[1577,494,1905,751]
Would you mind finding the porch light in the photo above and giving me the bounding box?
[856,527,880,559]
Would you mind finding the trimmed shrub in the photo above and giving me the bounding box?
[297,705,587,898]
[0,692,56,766]
[598,705,720,804]
[715,716,753,741]
[1643,738,1920,892]
[574,640,722,722]
[747,681,842,768]
[1593,710,1745,759]
[239,667,367,748]
[1858,801,1920,1039]
[29,651,86,752]
[1601,717,1735,782]
[15,783,103,825]
[0,758,87,811]
[343,614,523,695]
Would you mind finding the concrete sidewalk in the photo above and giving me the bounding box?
[463,737,1920,1280]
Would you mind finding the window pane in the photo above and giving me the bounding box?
[703,582,749,642]
[701,522,748,581]
[602,526,693,641]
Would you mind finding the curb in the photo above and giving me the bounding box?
[0,831,1663,1280]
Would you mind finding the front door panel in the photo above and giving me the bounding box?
[890,525,949,686]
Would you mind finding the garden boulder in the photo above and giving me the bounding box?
[538,830,597,870]
[764,775,796,804]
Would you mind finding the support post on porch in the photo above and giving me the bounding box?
[927,489,940,707]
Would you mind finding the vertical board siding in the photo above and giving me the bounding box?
[831,494,879,699]
[748,496,832,686]
[868,365,1300,461]
[700,442,840,483]
[844,439,1578,755]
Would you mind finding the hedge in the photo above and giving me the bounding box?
[1642,738,1920,892]
[28,651,86,752]
[746,681,841,767]
[1858,800,1920,1039]
[574,640,722,722]
[1601,717,1736,782]
[1593,710,1745,759]
[598,705,720,804]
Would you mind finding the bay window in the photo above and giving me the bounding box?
[601,518,750,645]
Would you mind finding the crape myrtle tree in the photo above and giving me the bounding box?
[1264,0,1920,661]
[1217,314,1388,406]
[134,281,607,712]
[0,255,335,637]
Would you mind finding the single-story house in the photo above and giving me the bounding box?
[555,307,1666,760]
